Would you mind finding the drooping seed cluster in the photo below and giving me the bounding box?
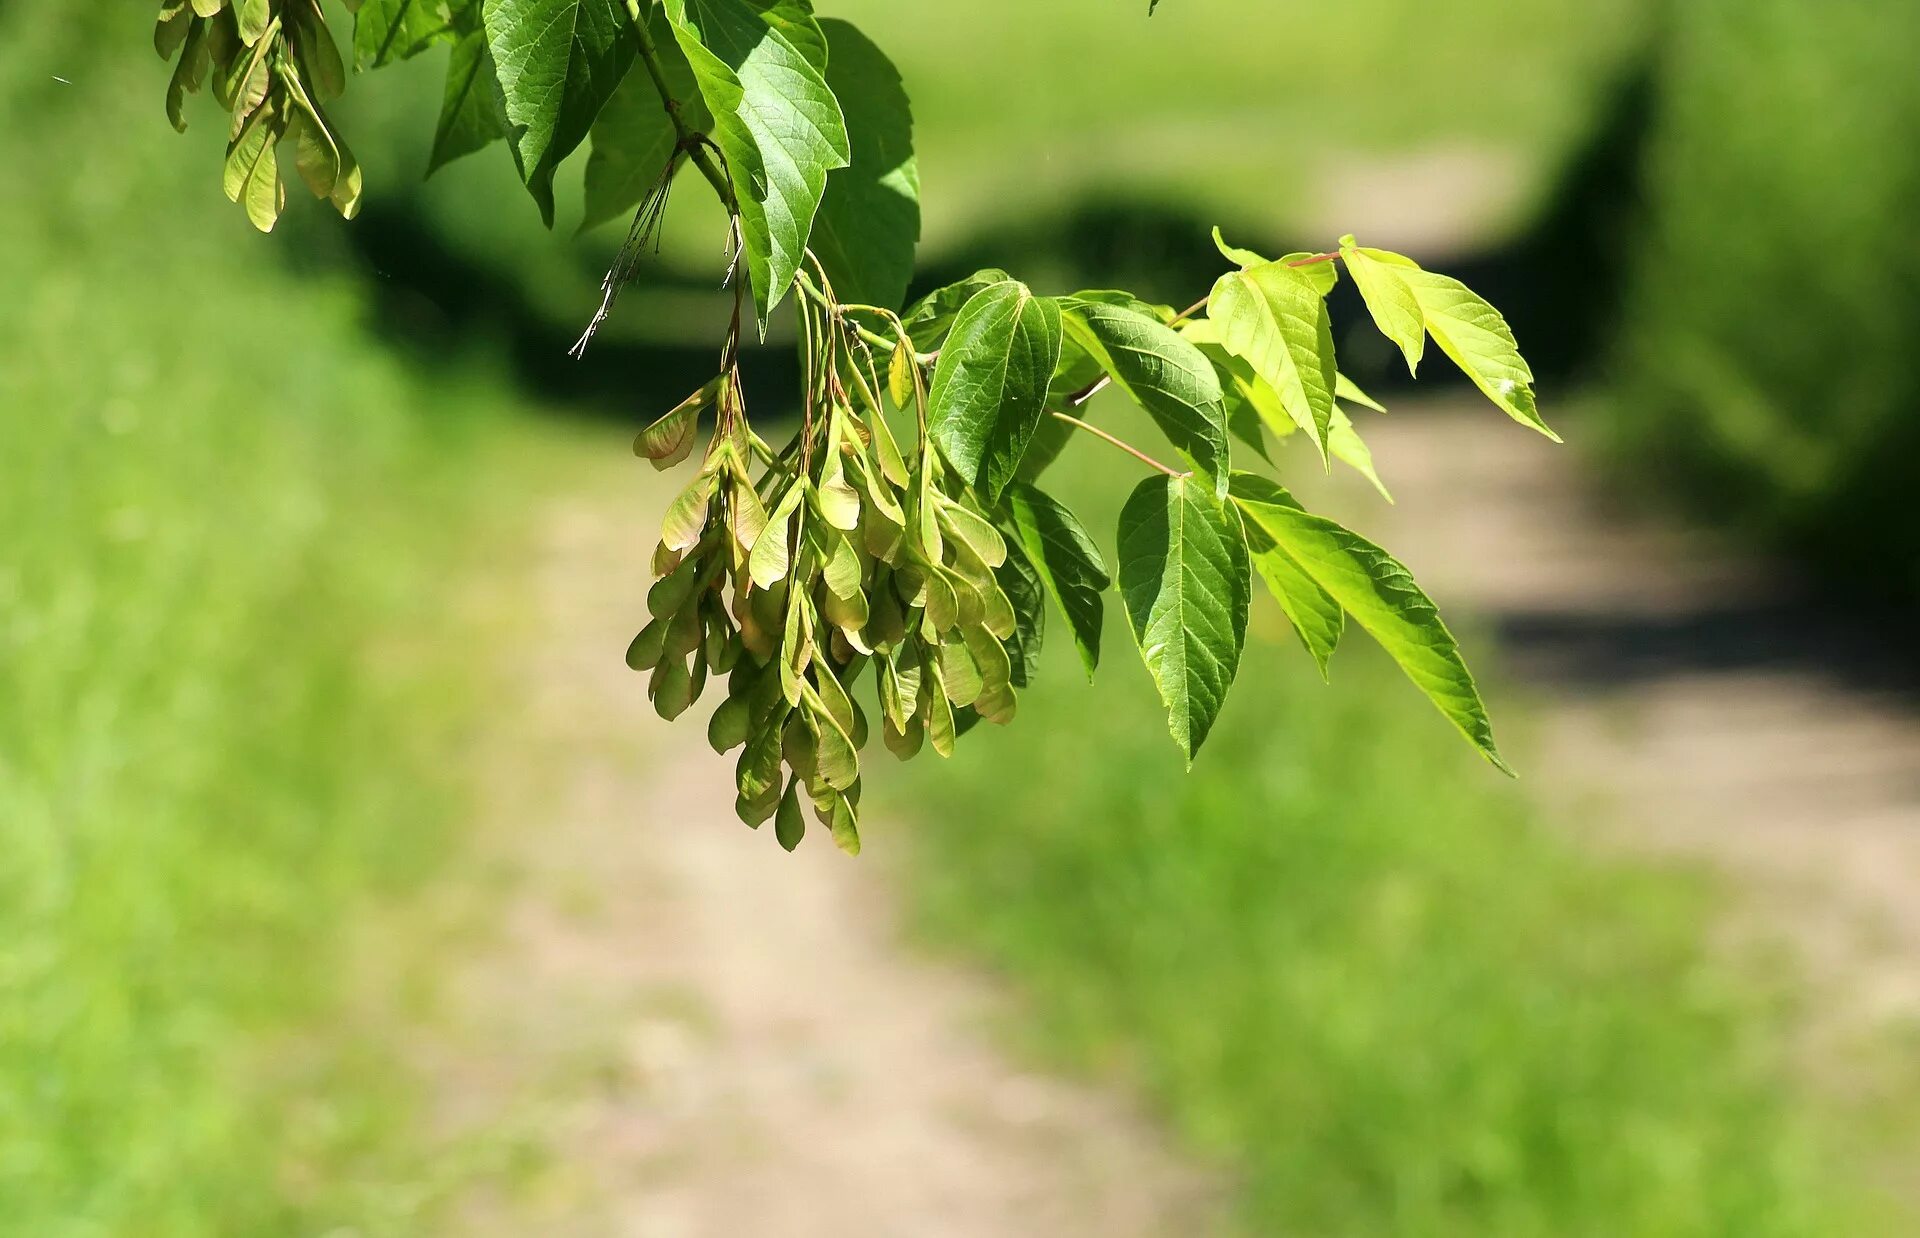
[154,0,362,232]
[626,292,1030,855]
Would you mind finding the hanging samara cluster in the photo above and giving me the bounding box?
[627,269,1042,856]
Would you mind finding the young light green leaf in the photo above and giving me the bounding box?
[1336,372,1386,412]
[1002,481,1109,678]
[664,0,850,331]
[1211,226,1267,269]
[1339,237,1553,439]
[1207,261,1337,460]
[1060,299,1229,490]
[810,18,920,310]
[1277,253,1339,296]
[1117,475,1250,763]
[1228,473,1510,773]
[428,0,504,174]
[1329,407,1392,503]
[1339,240,1426,374]
[484,0,633,225]
[749,485,804,588]
[1404,268,1556,441]
[1181,318,1284,461]
[927,281,1063,503]
[581,4,706,231]
[1227,475,1343,676]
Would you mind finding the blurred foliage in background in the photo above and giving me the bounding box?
[1609,0,1920,604]
[0,7,518,1232]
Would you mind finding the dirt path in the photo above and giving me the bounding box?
[1302,404,1920,1034]
[420,445,1220,1236]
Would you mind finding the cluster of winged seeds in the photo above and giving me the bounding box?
[626,285,1030,856]
[154,0,362,231]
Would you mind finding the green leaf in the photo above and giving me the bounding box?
[1211,225,1266,269]
[1277,253,1339,296]
[581,4,706,231]
[1407,269,1556,440]
[901,268,1013,347]
[352,0,454,70]
[1340,240,1425,374]
[810,18,920,310]
[484,0,633,225]
[1207,261,1337,460]
[1059,298,1229,491]
[665,0,850,331]
[1228,473,1510,773]
[995,537,1047,689]
[1227,476,1343,677]
[1330,407,1392,503]
[1002,481,1109,679]
[1116,475,1250,763]
[428,0,504,175]
[927,281,1063,503]
[1339,237,1553,440]
[1336,372,1386,412]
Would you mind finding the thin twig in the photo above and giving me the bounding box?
[1049,411,1189,479]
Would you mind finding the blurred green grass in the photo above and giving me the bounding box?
[884,423,1897,1235]
[0,9,526,1233]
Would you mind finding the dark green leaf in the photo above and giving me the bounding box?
[1002,481,1109,679]
[927,281,1063,503]
[1117,475,1250,763]
[1060,298,1229,491]
[810,18,920,309]
[996,537,1047,689]
[484,0,632,223]
[428,0,504,174]
[352,0,454,70]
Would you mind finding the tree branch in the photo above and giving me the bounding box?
[624,1,735,212]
